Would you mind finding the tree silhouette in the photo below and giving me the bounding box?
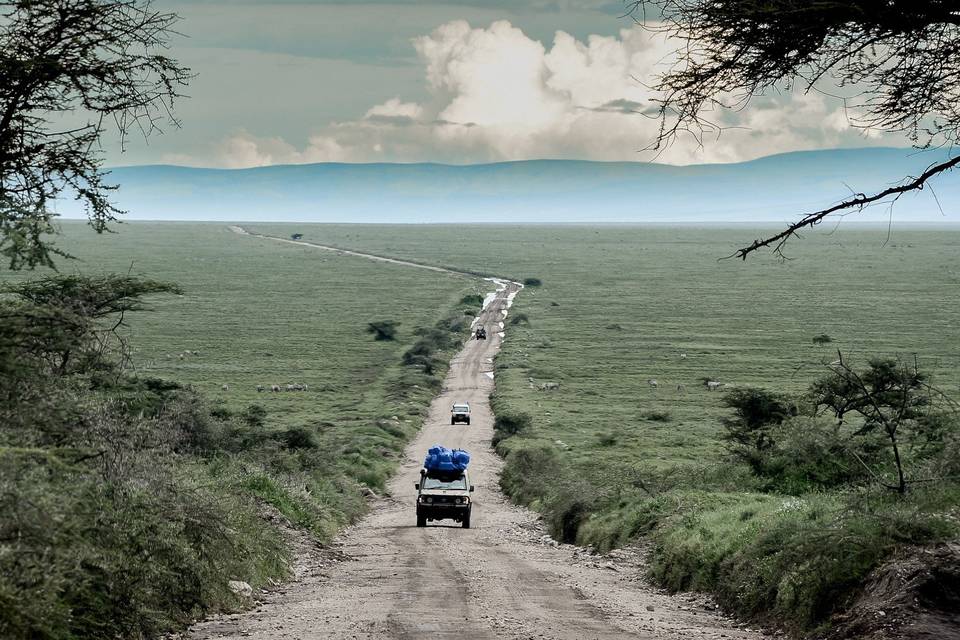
[0,0,190,269]
[631,1,960,258]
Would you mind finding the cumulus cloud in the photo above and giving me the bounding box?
[207,20,885,167]
[364,98,424,121]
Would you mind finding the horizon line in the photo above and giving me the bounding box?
[105,145,928,172]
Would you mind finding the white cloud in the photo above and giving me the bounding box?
[365,98,424,120]
[205,20,888,168]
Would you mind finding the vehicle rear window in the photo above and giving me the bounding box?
[453,405,469,412]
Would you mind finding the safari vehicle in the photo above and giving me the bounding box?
[451,403,470,425]
[415,469,473,528]
[475,326,487,340]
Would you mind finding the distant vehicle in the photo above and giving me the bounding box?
[291,233,303,240]
[475,326,487,340]
[415,469,473,528]
[451,403,470,425]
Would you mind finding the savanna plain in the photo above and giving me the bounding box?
[3,222,958,639]
[250,222,960,636]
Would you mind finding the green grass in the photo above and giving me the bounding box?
[247,223,960,465]
[245,223,960,632]
[44,223,483,428]
[14,221,959,634]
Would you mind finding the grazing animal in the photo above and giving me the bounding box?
[256,385,264,393]
[680,353,687,359]
[302,384,309,391]
[286,384,295,392]
[648,379,659,389]
[271,384,281,393]
[677,383,685,393]
[540,382,560,391]
[706,381,723,391]
[221,384,229,391]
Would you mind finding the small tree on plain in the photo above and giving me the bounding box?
[810,354,947,494]
[367,320,399,341]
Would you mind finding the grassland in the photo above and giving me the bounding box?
[0,221,482,637]
[8,220,957,636]
[248,223,960,633]
[250,223,960,460]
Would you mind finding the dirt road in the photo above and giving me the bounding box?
[192,232,766,640]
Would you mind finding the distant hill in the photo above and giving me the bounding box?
[60,148,960,224]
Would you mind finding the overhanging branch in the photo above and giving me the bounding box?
[733,154,960,259]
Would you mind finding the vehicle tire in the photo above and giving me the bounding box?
[417,513,426,527]
[450,418,455,425]
[462,513,471,529]
[465,418,470,425]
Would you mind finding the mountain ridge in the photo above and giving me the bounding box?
[59,147,959,224]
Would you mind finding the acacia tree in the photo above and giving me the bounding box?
[0,0,190,269]
[630,1,960,258]
[811,354,940,494]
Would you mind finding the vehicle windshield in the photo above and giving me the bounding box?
[452,405,469,412]
[422,476,467,491]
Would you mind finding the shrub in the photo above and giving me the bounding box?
[523,277,542,286]
[459,294,484,306]
[721,387,797,470]
[509,312,530,326]
[277,426,317,450]
[644,410,672,422]
[499,444,562,504]
[367,320,399,341]
[598,432,618,446]
[241,404,268,427]
[492,411,532,446]
[812,333,833,345]
[0,443,287,640]
[758,417,883,493]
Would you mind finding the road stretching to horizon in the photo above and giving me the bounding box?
[182,228,766,639]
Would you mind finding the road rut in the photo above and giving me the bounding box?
[192,229,766,640]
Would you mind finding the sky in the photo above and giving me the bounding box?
[106,0,895,168]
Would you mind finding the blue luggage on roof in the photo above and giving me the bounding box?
[424,445,470,473]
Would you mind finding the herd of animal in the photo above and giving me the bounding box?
[255,383,309,392]
[647,378,727,392]
[219,353,723,397]
[530,353,728,395]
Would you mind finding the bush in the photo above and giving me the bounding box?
[509,312,530,326]
[492,411,532,446]
[459,294,484,306]
[721,387,797,470]
[367,320,399,341]
[598,432,618,446]
[644,410,672,422]
[276,426,317,450]
[499,444,562,504]
[812,333,833,345]
[758,417,883,493]
[645,486,960,630]
[241,404,268,427]
[0,445,287,640]
[523,277,542,286]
